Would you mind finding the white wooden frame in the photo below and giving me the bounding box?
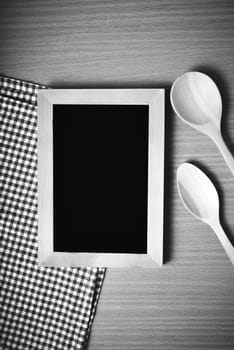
[38,89,164,267]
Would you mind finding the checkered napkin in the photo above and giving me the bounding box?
[0,76,106,350]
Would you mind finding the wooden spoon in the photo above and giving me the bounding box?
[177,162,234,266]
[171,72,234,176]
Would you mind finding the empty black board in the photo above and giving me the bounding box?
[53,104,149,253]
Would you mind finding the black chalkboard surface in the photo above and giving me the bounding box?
[53,104,149,254]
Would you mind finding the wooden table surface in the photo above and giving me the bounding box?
[1,0,234,349]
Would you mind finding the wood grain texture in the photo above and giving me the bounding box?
[0,0,234,349]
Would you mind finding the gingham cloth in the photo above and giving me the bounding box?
[0,76,106,350]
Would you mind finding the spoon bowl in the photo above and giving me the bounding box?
[177,162,234,265]
[171,71,222,129]
[177,163,219,224]
[171,72,234,176]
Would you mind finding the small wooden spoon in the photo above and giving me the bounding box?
[171,72,234,176]
[177,163,234,266]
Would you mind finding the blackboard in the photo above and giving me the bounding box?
[38,89,164,267]
[53,105,149,254]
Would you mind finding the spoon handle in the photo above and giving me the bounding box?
[213,134,234,177]
[211,222,234,266]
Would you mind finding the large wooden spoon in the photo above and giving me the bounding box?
[171,72,234,176]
